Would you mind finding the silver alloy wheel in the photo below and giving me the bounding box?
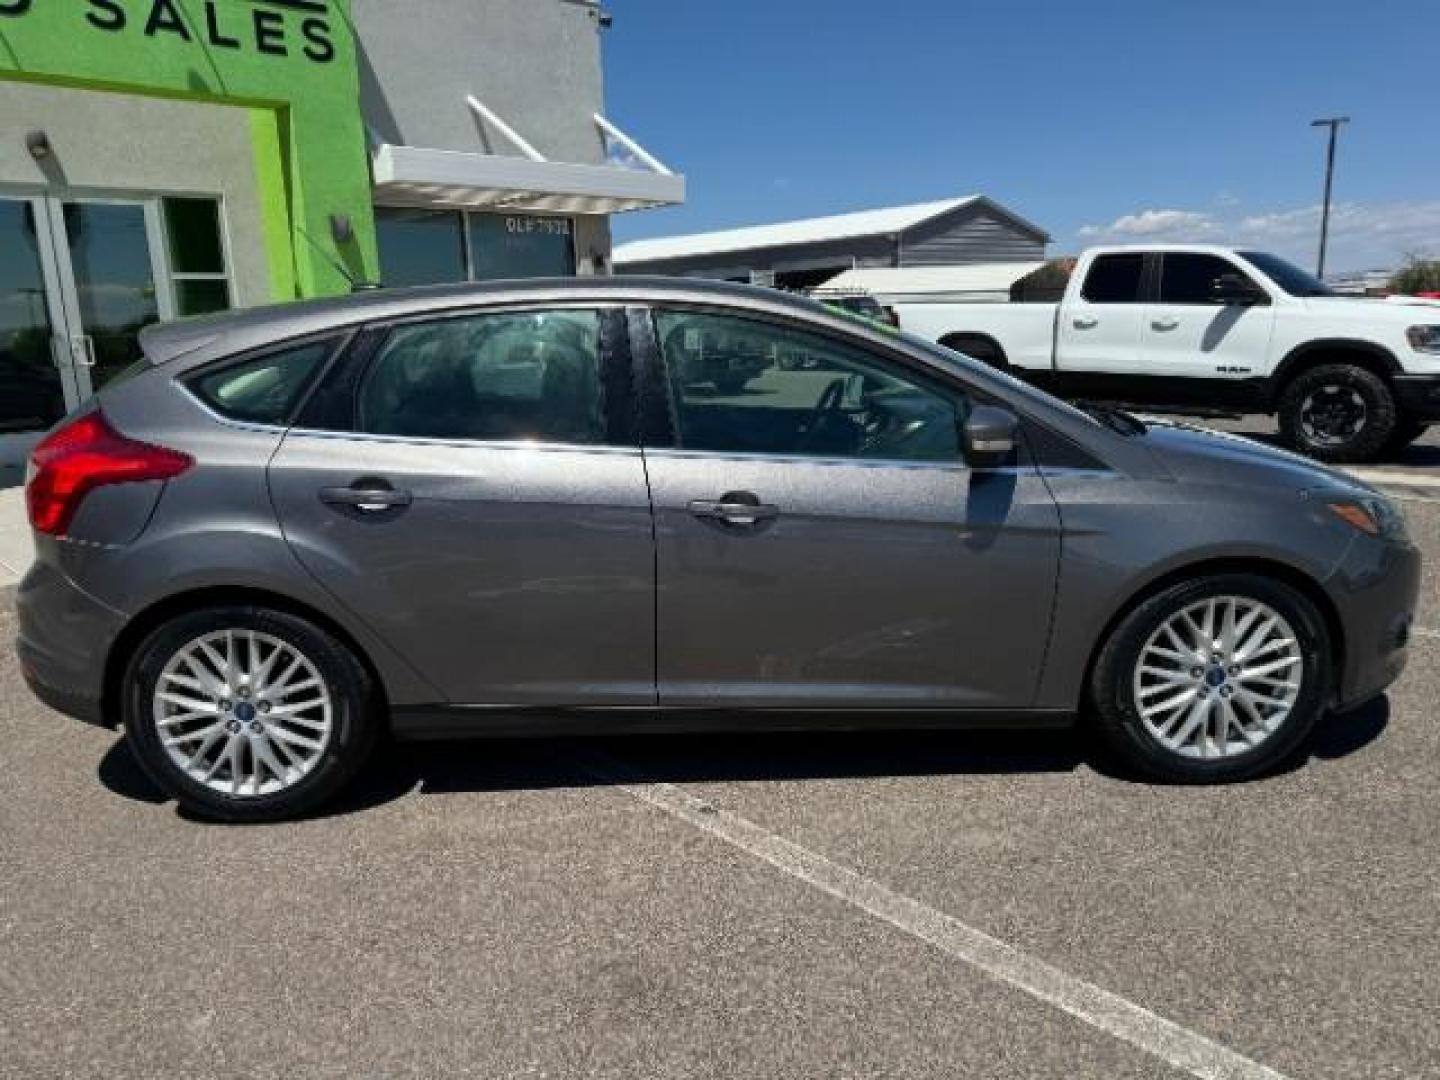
[1299,385,1368,446]
[153,629,334,797]
[1132,597,1303,760]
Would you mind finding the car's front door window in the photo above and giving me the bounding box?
[653,309,964,463]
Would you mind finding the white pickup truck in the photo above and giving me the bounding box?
[897,244,1440,462]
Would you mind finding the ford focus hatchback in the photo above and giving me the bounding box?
[16,279,1421,821]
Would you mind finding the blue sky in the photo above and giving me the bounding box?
[602,0,1439,272]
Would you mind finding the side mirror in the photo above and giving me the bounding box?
[963,405,1019,467]
[1211,273,1266,306]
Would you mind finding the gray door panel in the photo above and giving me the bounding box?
[268,433,655,705]
[646,451,1062,708]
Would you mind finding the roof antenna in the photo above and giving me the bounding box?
[296,224,380,292]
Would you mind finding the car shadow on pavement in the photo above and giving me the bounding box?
[96,696,1391,824]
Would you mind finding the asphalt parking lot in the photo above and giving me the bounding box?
[2,459,1438,1079]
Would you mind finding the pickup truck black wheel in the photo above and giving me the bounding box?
[1385,418,1428,453]
[1090,574,1330,784]
[1277,363,1397,463]
[939,334,1009,371]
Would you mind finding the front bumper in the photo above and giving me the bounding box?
[1393,373,1440,421]
[15,556,126,728]
[1327,536,1423,709]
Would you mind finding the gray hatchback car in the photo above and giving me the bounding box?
[16,278,1421,821]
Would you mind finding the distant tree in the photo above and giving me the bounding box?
[1389,254,1440,295]
[1011,257,1078,303]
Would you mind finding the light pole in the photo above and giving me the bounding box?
[1310,116,1349,280]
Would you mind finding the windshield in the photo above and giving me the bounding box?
[1237,251,1335,297]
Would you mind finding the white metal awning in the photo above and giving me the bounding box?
[371,102,685,215]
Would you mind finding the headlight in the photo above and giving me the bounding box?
[1406,325,1440,354]
[1322,494,1409,543]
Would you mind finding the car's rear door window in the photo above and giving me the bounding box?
[356,309,606,444]
[1079,254,1145,303]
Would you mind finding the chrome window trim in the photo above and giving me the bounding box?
[276,426,644,457]
[642,446,992,474]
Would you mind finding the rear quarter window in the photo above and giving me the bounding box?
[187,339,335,425]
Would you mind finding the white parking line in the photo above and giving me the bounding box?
[1345,468,1440,490]
[580,752,1288,1080]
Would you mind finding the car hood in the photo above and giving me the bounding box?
[1136,419,1377,495]
[1301,295,1440,321]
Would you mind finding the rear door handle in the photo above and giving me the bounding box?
[1151,316,1180,331]
[320,481,412,514]
[1072,316,1098,330]
[688,495,779,527]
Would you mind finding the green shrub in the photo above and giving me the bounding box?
[1389,256,1440,294]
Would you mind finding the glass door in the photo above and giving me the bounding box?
[45,198,174,398]
[0,193,177,468]
[0,196,75,471]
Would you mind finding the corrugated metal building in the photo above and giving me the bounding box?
[612,195,1049,291]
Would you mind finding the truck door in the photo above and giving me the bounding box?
[1054,252,1148,394]
[1142,252,1276,409]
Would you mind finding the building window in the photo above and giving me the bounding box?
[162,198,232,317]
[375,207,576,287]
[468,213,574,280]
[375,207,467,288]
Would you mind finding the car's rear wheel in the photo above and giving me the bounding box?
[1277,363,1396,463]
[1090,574,1331,783]
[123,606,379,822]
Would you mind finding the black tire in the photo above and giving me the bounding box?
[1090,574,1331,784]
[123,606,380,822]
[1385,418,1428,453]
[714,375,749,395]
[1277,363,1397,463]
[940,335,1008,371]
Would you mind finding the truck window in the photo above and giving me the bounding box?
[1080,254,1144,304]
[1159,253,1252,305]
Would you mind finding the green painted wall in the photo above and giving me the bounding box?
[0,0,376,300]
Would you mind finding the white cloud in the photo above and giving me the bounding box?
[1078,208,1215,239]
[1074,200,1440,271]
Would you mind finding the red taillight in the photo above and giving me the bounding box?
[27,412,192,537]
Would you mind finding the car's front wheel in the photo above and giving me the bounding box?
[123,606,379,822]
[1090,574,1331,783]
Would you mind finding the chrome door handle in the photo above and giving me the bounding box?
[1151,317,1180,331]
[1072,316,1098,330]
[688,496,779,527]
[320,483,412,514]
